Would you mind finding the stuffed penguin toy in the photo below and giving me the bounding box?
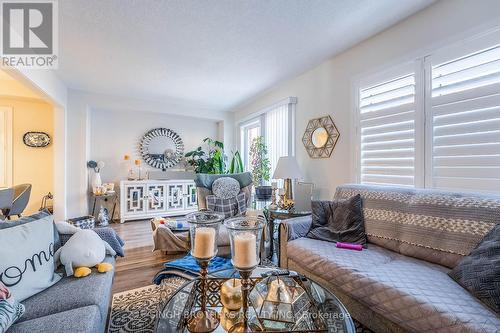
[54,221,115,278]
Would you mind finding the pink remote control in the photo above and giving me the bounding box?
[336,242,363,251]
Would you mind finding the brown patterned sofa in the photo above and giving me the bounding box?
[279,184,500,333]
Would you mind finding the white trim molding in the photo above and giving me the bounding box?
[0,106,13,188]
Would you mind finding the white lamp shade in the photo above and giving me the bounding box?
[272,156,302,180]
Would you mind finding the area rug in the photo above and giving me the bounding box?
[108,277,186,333]
[108,277,373,333]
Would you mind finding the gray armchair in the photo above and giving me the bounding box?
[0,188,13,220]
[194,172,253,210]
[194,172,255,257]
[5,184,31,219]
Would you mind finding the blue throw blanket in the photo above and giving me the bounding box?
[59,227,125,257]
[153,255,233,284]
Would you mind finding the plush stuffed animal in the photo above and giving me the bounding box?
[54,222,115,278]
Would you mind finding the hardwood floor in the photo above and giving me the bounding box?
[110,220,184,294]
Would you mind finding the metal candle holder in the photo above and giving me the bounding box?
[228,267,255,333]
[187,259,220,333]
[224,216,265,332]
[186,211,224,333]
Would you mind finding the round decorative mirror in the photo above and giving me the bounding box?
[139,128,184,170]
[311,127,328,148]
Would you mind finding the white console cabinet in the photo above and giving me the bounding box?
[119,180,197,223]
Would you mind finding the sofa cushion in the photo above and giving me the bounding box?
[335,184,500,268]
[7,305,101,333]
[349,259,500,333]
[0,215,62,301]
[287,237,396,286]
[307,195,366,245]
[287,238,500,332]
[448,224,500,314]
[18,256,114,324]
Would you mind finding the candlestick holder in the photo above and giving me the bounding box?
[224,216,265,332]
[186,211,224,333]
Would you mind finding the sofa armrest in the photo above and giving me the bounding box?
[278,216,312,268]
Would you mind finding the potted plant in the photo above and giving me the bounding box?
[250,136,272,200]
[185,138,226,174]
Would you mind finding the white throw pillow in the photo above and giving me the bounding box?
[0,216,61,301]
[212,177,240,199]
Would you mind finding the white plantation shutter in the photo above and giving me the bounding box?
[358,68,419,187]
[429,42,500,192]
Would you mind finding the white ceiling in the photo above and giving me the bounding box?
[57,0,435,113]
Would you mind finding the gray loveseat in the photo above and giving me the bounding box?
[7,256,115,333]
[279,184,500,333]
[6,222,117,333]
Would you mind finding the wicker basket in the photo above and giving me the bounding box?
[67,215,95,229]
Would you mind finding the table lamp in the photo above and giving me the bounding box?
[272,156,302,207]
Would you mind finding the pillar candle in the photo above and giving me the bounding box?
[233,232,257,268]
[193,227,216,259]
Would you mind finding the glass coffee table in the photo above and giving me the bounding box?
[155,267,355,333]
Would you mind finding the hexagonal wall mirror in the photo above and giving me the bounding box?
[302,115,340,158]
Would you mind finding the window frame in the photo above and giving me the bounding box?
[240,117,262,171]
[238,97,297,174]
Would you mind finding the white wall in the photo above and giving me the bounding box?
[65,91,233,218]
[232,0,500,200]
[89,109,219,183]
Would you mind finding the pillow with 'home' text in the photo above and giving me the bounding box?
[0,215,61,301]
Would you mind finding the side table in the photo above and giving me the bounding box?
[267,208,311,261]
[90,192,118,222]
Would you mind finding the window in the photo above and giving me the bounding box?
[240,119,261,171]
[356,31,500,193]
[358,68,418,187]
[239,97,296,179]
[428,42,500,192]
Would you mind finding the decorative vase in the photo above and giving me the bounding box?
[92,172,102,189]
[255,185,272,200]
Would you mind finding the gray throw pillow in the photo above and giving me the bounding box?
[212,177,240,199]
[307,195,366,246]
[206,192,247,218]
[448,224,500,314]
[0,210,60,251]
[0,215,62,301]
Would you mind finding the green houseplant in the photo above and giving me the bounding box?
[185,138,226,174]
[228,151,244,174]
[185,138,244,174]
[250,136,272,200]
